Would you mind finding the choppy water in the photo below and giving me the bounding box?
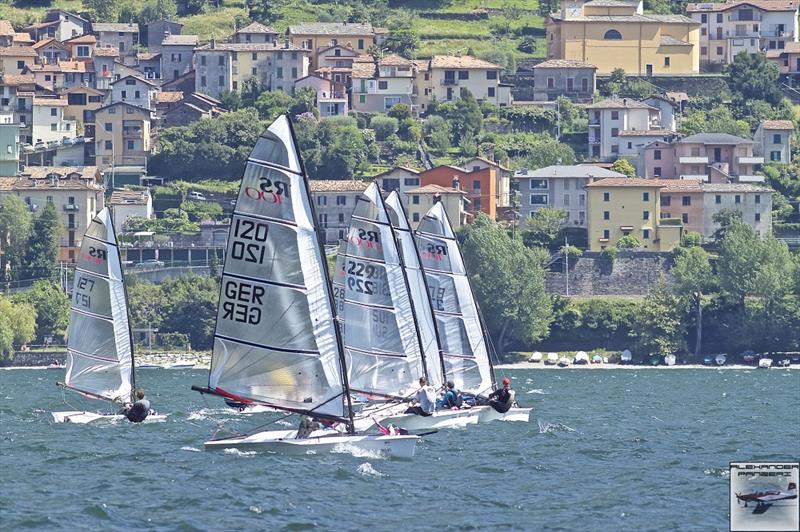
[1,368,798,530]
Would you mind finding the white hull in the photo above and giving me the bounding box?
[204,429,418,458]
[664,355,676,366]
[52,411,167,424]
[375,407,480,431]
[758,358,773,369]
[476,406,532,423]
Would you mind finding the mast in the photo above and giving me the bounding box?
[287,117,355,433]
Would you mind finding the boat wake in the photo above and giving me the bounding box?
[331,442,387,460]
[223,448,258,456]
[538,420,576,434]
[357,462,386,478]
[526,389,546,395]
[181,446,202,453]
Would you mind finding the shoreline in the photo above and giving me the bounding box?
[495,362,798,370]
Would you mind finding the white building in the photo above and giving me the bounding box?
[108,188,153,232]
[753,119,794,164]
[586,98,661,160]
[308,179,369,243]
[31,97,76,144]
[374,166,421,201]
[110,75,158,110]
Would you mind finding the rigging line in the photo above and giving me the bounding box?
[239,392,347,438]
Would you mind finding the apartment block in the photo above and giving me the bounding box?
[94,101,154,169]
[405,185,468,229]
[92,23,139,56]
[586,98,663,160]
[420,164,496,219]
[753,119,794,163]
[161,34,198,82]
[308,179,369,243]
[532,59,597,102]
[351,54,416,113]
[701,182,773,237]
[287,22,386,70]
[415,55,512,111]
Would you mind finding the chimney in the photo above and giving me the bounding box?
[623,98,627,106]
[210,36,216,49]
[452,176,460,190]
[284,39,289,49]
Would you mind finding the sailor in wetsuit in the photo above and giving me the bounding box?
[487,377,515,413]
[121,388,151,423]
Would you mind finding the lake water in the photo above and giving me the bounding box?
[2,368,798,530]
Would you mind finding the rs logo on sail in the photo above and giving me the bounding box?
[244,176,289,205]
[85,246,107,265]
[351,228,381,249]
[422,243,447,261]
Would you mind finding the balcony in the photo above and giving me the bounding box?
[123,127,143,138]
[441,78,458,86]
[726,30,760,38]
[738,156,764,165]
[680,174,709,181]
[63,204,79,212]
[589,137,601,144]
[679,156,709,164]
[589,118,600,126]
[762,29,793,38]
[729,13,762,21]
[737,175,765,183]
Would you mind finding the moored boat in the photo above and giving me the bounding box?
[591,354,603,364]
[715,354,727,366]
[557,357,570,367]
[529,351,543,363]
[664,354,676,366]
[758,358,773,369]
[573,351,589,365]
[620,349,632,365]
[545,352,559,365]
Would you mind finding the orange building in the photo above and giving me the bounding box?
[418,164,496,219]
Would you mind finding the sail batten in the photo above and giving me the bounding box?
[208,115,346,419]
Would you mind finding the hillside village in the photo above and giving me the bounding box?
[0,0,799,358]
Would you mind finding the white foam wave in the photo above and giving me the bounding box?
[526,389,546,395]
[274,419,293,427]
[223,448,257,456]
[357,462,385,478]
[181,446,202,453]
[331,442,386,459]
[538,420,576,433]
[249,506,262,514]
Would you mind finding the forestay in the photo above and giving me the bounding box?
[415,202,493,396]
[208,116,346,420]
[64,208,133,403]
[384,191,445,388]
[343,183,425,398]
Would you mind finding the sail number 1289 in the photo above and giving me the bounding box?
[231,218,269,264]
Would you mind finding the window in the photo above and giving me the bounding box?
[773,134,782,144]
[50,108,57,116]
[378,80,388,90]
[276,67,283,79]
[717,13,722,23]
[104,140,112,150]
[218,75,224,86]
[201,56,206,66]
[474,199,481,210]
[403,178,419,187]
[682,213,689,224]
[17,60,24,69]
[530,194,548,205]
[579,194,585,206]
[218,56,224,66]
[611,111,619,120]
[317,196,327,206]
[318,214,327,226]
[358,38,364,50]
[643,210,650,220]
[701,13,707,23]
[252,67,257,76]
[486,71,497,80]
[603,211,610,220]
[134,90,140,99]
[412,195,420,205]
[252,52,258,60]
[643,229,650,239]
[662,195,671,207]
[770,151,781,161]
[458,70,469,80]
[77,45,89,57]
[715,194,721,204]
[735,195,741,204]
[104,122,112,132]
[68,196,75,205]
[412,212,420,223]
[359,94,365,104]
[50,123,57,131]
[701,46,708,55]
[664,57,670,67]
[336,195,346,206]
[563,194,569,206]
[121,90,127,99]
[531,179,547,189]
[755,194,761,204]
[654,167,661,177]
[291,67,297,78]
[603,229,610,239]
[384,96,401,110]
[643,192,649,201]
[488,87,495,97]
[611,128,619,137]
[127,140,134,150]
[547,77,555,89]
[68,93,86,105]
[654,149,661,160]
[603,192,610,202]
[473,180,481,190]
[716,46,723,56]
[338,213,345,223]
[755,212,761,222]
[45,75,51,81]
[604,29,622,40]
[682,196,691,206]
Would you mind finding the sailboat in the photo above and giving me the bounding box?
[52,208,165,424]
[342,185,479,431]
[191,115,417,457]
[409,201,530,424]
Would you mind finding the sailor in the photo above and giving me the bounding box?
[122,388,151,423]
[487,377,515,414]
[404,377,435,417]
[436,380,462,410]
[295,416,321,439]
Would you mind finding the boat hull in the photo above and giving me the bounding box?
[476,406,532,424]
[204,429,418,458]
[52,411,167,424]
[376,407,480,431]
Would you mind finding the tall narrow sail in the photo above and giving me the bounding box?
[208,115,347,420]
[384,191,445,388]
[415,202,494,396]
[331,240,347,320]
[64,208,134,403]
[343,183,425,398]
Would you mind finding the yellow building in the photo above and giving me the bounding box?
[286,22,386,70]
[0,46,38,75]
[63,85,105,136]
[586,178,682,251]
[546,0,700,75]
[94,101,154,169]
[404,184,468,230]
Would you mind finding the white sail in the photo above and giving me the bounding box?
[208,115,346,419]
[415,202,493,395]
[331,240,347,320]
[384,191,445,388]
[64,208,133,403]
[343,183,424,398]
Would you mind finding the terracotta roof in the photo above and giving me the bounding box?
[93,23,139,33]
[157,91,184,103]
[13,33,35,44]
[380,54,412,67]
[688,1,798,13]
[534,59,597,69]
[701,183,774,193]
[551,13,697,23]
[585,98,656,110]
[0,46,38,57]
[109,188,150,205]
[33,97,67,106]
[351,58,376,78]
[195,42,308,52]
[32,37,67,50]
[660,35,693,46]
[658,179,702,192]
[618,129,675,137]
[463,156,510,171]
[680,133,753,144]
[405,184,466,194]
[93,47,119,57]
[64,34,96,44]
[0,166,101,190]
[0,73,35,85]
[516,165,626,178]
[0,20,14,37]
[309,179,369,192]
[137,51,161,60]
[236,22,277,34]
[287,22,375,36]
[586,178,666,187]
[162,34,198,46]
[429,55,502,70]
[761,119,794,130]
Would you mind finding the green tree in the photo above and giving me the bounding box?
[716,217,761,305]
[371,115,399,141]
[522,207,567,249]
[616,234,642,249]
[383,28,418,58]
[611,159,636,177]
[681,231,702,247]
[679,106,751,138]
[672,246,714,356]
[447,89,483,145]
[747,236,797,353]
[712,208,745,243]
[180,200,223,222]
[137,0,178,23]
[0,296,35,357]
[0,196,33,285]
[254,90,295,120]
[423,115,451,153]
[633,279,686,358]
[290,87,318,117]
[24,203,62,282]
[16,281,69,343]
[84,0,119,21]
[296,116,373,179]
[522,136,576,169]
[387,103,412,122]
[462,215,553,352]
[159,275,219,350]
[218,90,242,111]
[727,51,783,105]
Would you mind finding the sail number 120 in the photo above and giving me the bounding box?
[231,218,269,264]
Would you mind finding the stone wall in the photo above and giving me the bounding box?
[596,74,729,98]
[546,251,674,296]
[1,351,65,367]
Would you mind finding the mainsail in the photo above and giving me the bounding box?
[207,115,348,420]
[342,183,426,398]
[64,207,134,403]
[415,202,494,395]
[331,240,347,319]
[384,191,445,388]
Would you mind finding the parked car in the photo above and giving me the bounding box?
[34,141,45,150]
[20,143,34,154]
[188,191,207,201]
[46,140,59,149]
[73,136,85,144]
[61,137,73,145]
[134,259,165,268]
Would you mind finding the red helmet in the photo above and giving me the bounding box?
[502,377,511,385]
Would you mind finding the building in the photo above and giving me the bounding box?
[0,120,19,175]
[63,85,105,137]
[161,92,225,127]
[767,40,800,73]
[586,98,662,159]
[160,33,198,82]
[546,0,700,75]
[641,94,679,132]
[32,38,70,65]
[514,165,626,225]
[586,177,682,251]
[287,22,386,70]
[532,59,597,102]
[194,40,310,98]
[94,101,154,168]
[419,164,496,219]
[0,20,15,47]
[687,0,799,68]
[0,166,103,262]
[619,129,677,161]
[674,133,764,182]
[702,183,773,238]
[404,185,468,229]
[63,33,96,61]
[1,73,36,143]
[294,75,348,117]
[110,75,158,109]
[658,179,704,234]
[416,55,512,110]
[754,119,794,163]
[462,156,511,208]
[351,54,416,113]
[108,188,152,231]
[136,51,161,80]
[32,97,76,144]
[92,23,139,56]
[308,179,369,243]
[0,46,38,75]
[233,22,279,44]
[23,9,90,42]
[314,43,360,86]
[374,166,421,198]
[143,19,183,50]
[638,139,678,178]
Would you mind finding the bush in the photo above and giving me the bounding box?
[617,235,642,249]
[682,231,702,247]
[371,115,400,141]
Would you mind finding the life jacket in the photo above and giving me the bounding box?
[452,390,463,408]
